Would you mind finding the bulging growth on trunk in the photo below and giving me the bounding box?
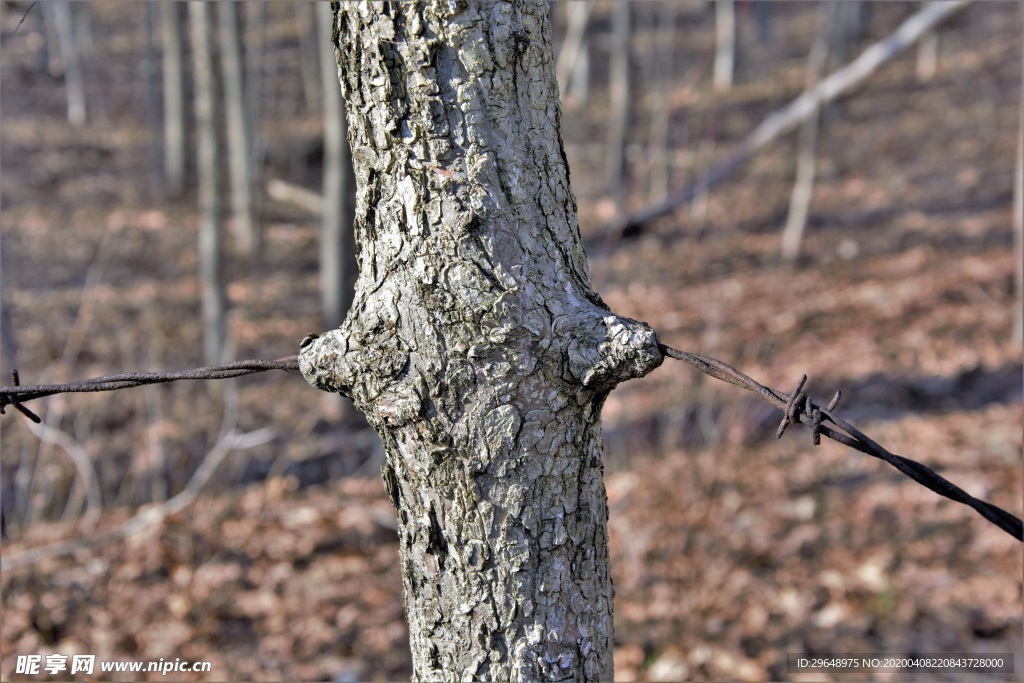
[300,2,661,680]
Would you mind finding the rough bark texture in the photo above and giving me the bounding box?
[300,2,662,680]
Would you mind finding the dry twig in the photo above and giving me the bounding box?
[1,426,275,572]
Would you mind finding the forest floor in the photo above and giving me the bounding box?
[1,2,1021,681]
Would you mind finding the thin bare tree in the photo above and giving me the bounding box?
[188,1,226,365]
[780,0,838,263]
[217,0,258,256]
[315,2,356,331]
[713,0,736,91]
[50,1,86,126]
[648,1,679,204]
[555,1,593,107]
[607,1,632,220]
[1014,3,1024,346]
[160,1,186,197]
[295,3,322,114]
[623,0,971,234]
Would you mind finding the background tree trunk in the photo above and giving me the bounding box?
[51,0,87,126]
[780,0,837,263]
[607,1,632,221]
[1014,1,1023,347]
[160,0,186,198]
[188,1,226,365]
[217,0,258,257]
[555,2,593,108]
[296,3,323,114]
[713,0,736,91]
[300,3,662,680]
[316,1,356,331]
[647,1,679,204]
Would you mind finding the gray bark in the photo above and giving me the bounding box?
[713,0,735,91]
[316,1,357,330]
[1014,2,1023,347]
[834,0,868,69]
[160,1,186,197]
[143,3,163,199]
[781,0,837,263]
[648,1,678,204]
[189,1,226,365]
[217,0,258,256]
[52,0,87,126]
[296,3,323,113]
[554,2,593,106]
[299,3,662,680]
[607,1,631,220]
[0,234,17,374]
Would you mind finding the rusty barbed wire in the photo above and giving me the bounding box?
[659,343,1023,542]
[0,357,301,423]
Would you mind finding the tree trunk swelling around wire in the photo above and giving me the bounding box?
[299,3,662,680]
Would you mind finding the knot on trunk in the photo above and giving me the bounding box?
[298,326,410,403]
[566,315,663,392]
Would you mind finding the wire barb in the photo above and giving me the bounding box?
[776,374,808,438]
[0,369,42,423]
[657,342,1023,542]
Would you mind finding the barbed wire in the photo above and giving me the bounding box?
[0,357,300,423]
[659,343,1023,542]
[1,346,1019,541]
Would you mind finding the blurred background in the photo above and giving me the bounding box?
[1,1,1021,681]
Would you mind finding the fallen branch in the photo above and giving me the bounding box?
[620,0,971,236]
[266,178,324,215]
[27,420,103,529]
[659,343,1023,542]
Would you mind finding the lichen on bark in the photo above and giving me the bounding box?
[300,2,662,680]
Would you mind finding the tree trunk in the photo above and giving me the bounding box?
[1014,0,1023,347]
[780,0,837,263]
[160,0,186,198]
[296,3,323,114]
[316,1,357,331]
[554,2,593,107]
[648,1,678,204]
[607,1,631,221]
[189,1,226,365]
[51,0,87,126]
[217,0,258,256]
[299,3,662,680]
[713,0,735,91]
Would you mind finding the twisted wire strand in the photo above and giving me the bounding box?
[0,358,300,423]
[2,346,1019,541]
[659,344,1022,542]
